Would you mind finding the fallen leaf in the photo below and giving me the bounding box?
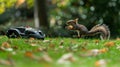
[94,40,99,45]
[25,51,34,59]
[1,42,13,52]
[0,59,11,65]
[49,44,55,48]
[34,47,44,52]
[29,37,35,40]
[30,43,38,46]
[99,48,108,53]
[94,40,99,43]
[59,45,64,49]
[41,54,53,63]
[95,59,107,67]
[1,42,11,48]
[104,41,115,47]
[0,58,15,66]
[43,40,51,43]
[25,51,40,61]
[12,46,18,50]
[27,37,36,43]
[25,51,52,63]
[57,53,76,64]
[116,37,120,40]
[80,48,108,57]
[87,49,100,56]
[80,49,100,57]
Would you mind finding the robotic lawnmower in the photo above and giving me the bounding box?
[6,26,45,40]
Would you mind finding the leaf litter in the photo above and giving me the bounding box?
[0,37,119,67]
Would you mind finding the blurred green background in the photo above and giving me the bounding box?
[0,0,120,38]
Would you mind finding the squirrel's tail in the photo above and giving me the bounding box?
[88,24,110,40]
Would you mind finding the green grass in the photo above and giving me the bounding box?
[0,36,120,67]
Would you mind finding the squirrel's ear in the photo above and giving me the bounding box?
[74,18,79,23]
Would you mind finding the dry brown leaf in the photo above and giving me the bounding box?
[34,47,44,52]
[86,49,100,56]
[25,51,52,63]
[1,42,13,52]
[43,40,51,43]
[104,41,115,47]
[30,43,38,46]
[0,59,11,65]
[49,44,55,48]
[81,48,108,57]
[94,40,100,45]
[0,60,11,65]
[94,40,99,43]
[59,45,64,49]
[28,37,35,43]
[12,46,18,50]
[25,51,41,61]
[57,53,76,64]
[0,58,15,66]
[33,47,47,52]
[25,51,34,58]
[99,48,108,53]
[1,42,11,48]
[29,37,35,40]
[41,54,53,63]
[95,59,107,67]
[116,37,120,40]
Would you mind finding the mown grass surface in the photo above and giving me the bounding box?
[0,36,120,67]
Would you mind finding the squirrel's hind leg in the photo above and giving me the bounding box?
[100,34,109,40]
[100,35,104,40]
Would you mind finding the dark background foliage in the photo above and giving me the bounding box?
[0,0,120,38]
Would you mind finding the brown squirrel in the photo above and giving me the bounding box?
[66,18,110,40]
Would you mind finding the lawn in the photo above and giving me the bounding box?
[0,36,120,67]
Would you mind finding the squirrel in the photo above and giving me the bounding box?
[66,18,110,40]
